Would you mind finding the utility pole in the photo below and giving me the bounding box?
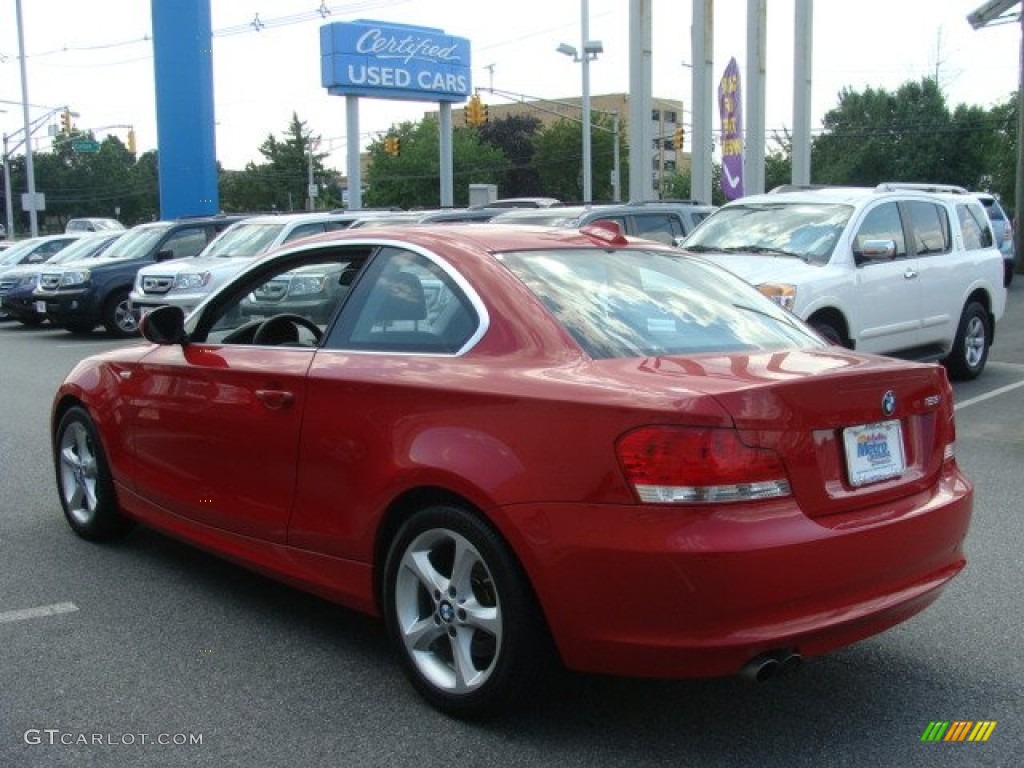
[15,0,40,236]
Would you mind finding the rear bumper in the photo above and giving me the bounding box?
[494,462,971,678]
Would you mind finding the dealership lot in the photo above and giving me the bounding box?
[1,286,1023,767]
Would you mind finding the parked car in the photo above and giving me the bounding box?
[53,221,971,717]
[35,215,245,337]
[0,234,84,318]
[0,233,83,269]
[480,196,562,208]
[974,192,1015,286]
[130,212,353,318]
[492,200,717,245]
[416,207,519,224]
[65,217,126,233]
[1,232,122,325]
[682,184,1006,380]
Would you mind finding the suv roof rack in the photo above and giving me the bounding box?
[768,184,841,193]
[874,182,968,195]
[628,199,708,206]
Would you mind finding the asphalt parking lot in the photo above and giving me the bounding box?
[1,284,1022,767]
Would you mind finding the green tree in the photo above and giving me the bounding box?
[477,113,543,198]
[813,78,963,186]
[533,115,619,203]
[363,118,508,209]
[219,113,339,213]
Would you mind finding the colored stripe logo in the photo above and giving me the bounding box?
[921,721,997,742]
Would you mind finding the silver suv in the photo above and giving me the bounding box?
[974,192,1015,286]
[130,212,354,317]
[491,200,717,245]
[682,183,1006,380]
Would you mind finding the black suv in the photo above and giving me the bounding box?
[35,215,245,336]
[490,200,717,244]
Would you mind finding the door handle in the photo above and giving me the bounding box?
[255,389,295,408]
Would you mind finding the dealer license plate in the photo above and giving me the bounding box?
[35,301,47,314]
[842,419,906,487]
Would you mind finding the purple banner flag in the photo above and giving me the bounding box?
[718,57,743,200]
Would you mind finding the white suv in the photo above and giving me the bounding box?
[130,212,354,317]
[682,184,1007,379]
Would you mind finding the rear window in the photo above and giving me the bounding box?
[980,199,1006,222]
[498,248,821,359]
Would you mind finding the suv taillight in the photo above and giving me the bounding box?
[616,426,791,504]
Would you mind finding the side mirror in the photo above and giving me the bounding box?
[140,305,187,345]
[857,239,896,261]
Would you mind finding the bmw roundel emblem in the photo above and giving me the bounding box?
[881,390,896,416]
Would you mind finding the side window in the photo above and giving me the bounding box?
[329,248,478,354]
[958,203,993,249]
[194,248,369,345]
[159,227,208,260]
[632,214,683,245]
[283,223,327,243]
[905,201,951,256]
[853,203,907,260]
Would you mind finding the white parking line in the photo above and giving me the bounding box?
[956,377,1024,411]
[0,602,79,624]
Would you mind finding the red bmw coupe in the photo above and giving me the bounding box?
[51,222,972,717]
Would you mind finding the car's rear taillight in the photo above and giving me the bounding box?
[616,426,791,504]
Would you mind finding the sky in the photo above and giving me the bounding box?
[0,0,1020,172]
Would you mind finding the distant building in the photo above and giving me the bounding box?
[436,93,689,198]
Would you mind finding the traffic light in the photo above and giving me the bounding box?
[60,109,72,133]
[384,136,400,156]
[673,126,684,151]
[466,94,487,127]
[126,128,136,154]
[392,137,400,156]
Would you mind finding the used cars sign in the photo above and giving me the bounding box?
[320,20,471,102]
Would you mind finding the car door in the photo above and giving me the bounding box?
[904,199,959,348]
[846,200,923,354]
[286,246,482,561]
[125,248,353,541]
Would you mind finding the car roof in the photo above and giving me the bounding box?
[271,221,660,257]
[729,186,986,208]
[224,212,355,227]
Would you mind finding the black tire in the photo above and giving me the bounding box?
[382,504,554,718]
[102,289,139,338]
[16,315,44,326]
[54,406,134,541]
[810,319,844,347]
[64,322,96,335]
[943,301,990,381]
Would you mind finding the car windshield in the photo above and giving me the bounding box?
[499,247,821,359]
[103,224,173,261]
[203,222,287,259]
[683,202,853,264]
[0,240,38,265]
[46,237,113,264]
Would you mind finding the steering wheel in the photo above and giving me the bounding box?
[252,314,323,346]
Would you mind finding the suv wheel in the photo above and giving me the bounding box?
[103,289,139,338]
[944,301,989,381]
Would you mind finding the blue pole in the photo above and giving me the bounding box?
[151,0,218,219]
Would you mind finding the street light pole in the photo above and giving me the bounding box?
[558,1,603,204]
[15,0,40,237]
[580,0,593,203]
